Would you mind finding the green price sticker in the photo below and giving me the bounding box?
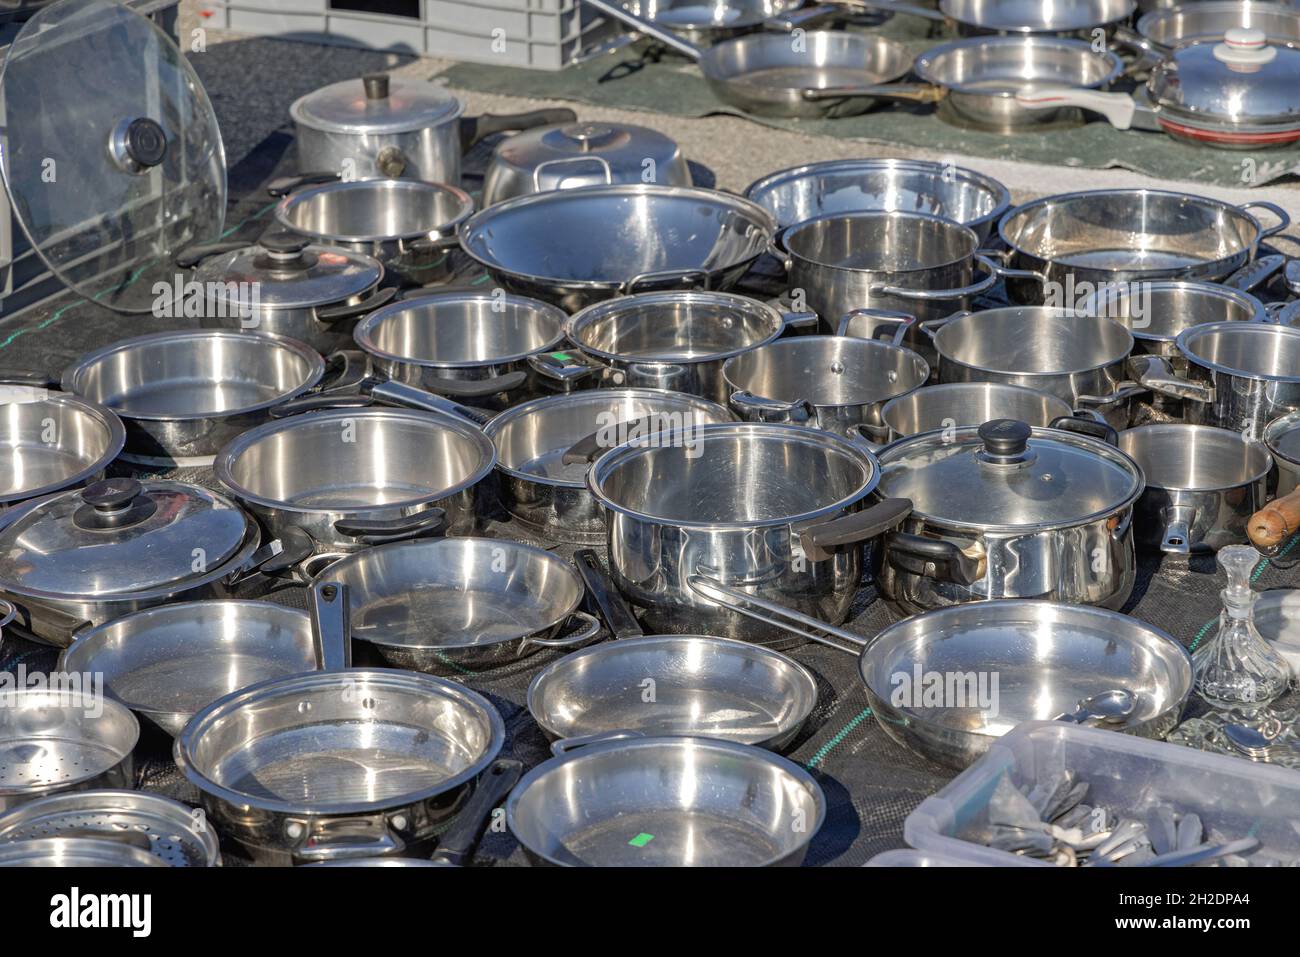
[628,833,655,848]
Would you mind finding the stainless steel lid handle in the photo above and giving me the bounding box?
[309,580,353,671]
[531,155,615,192]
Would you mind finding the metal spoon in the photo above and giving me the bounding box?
[1056,689,1138,726]
[1223,723,1300,761]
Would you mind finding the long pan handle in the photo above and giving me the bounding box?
[686,574,869,655]
[574,549,644,640]
[580,0,705,60]
[310,580,353,671]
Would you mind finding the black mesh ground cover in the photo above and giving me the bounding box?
[1,127,1298,867]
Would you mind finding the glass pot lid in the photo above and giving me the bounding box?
[876,419,1144,532]
[0,0,226,314]
[0,478,254,600]
[290,73,462,135]
[1149,29,1300,128]
[193,233,382,309]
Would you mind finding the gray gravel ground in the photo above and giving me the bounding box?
[183,0,1300,218]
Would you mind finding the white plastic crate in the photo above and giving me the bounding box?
[211,0,620,69]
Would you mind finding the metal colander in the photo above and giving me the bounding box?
[0,790,220,866]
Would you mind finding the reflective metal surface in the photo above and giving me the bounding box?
[744,158,1010,239]
[484,389,734,543]
[1119,424,1272,554]
[615,0,814,42]
[62,331,325,460]
[1264,409,1300,496]
[321,539,600,674]
[176,669,504,862]
[275,179,475,285]
[0,390,125,508]
[0,789,221,866]
[1174,322,1300,436]
[0,689,138,812]
[878,382,1072,440]
[528,635,818,750]
[723,336,929,435]
[860,600,1193,768]
[0,837,165,867]
[458,184,774,311]
[1136,1,1300,48]
[938,0,1137,35]
[214,407,495,553]
[59,601,316,736]
[507,736,825,866]
[1080,280,1266,360]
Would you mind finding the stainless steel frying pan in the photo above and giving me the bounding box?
[614,0,843,43]
[583,0,915,117]
[853,0,1138,38]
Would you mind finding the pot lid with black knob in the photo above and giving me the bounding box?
[191,232,383,310]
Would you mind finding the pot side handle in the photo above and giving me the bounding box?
[797,497,912,562]
[333,509,448,545]
[1240,201,1291,240]
[885,531,984,586]
[317,286,396,323]
[1014,85,1138,129]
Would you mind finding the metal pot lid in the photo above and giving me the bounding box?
[1149,29,1300,127]
[0,0,226,314]
[0,478,254,600]
[877,420,1144,532]
[486,122,687,193]
[193,233,381,309]
[290,73,462,135]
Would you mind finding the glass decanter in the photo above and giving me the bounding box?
[1193,545,1292,711]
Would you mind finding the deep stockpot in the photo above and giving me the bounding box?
[553,290,816,404]
[588,422,912,648]
[872,419,1144,615]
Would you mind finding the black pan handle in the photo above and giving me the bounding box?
[334,509,448,545]
[561,417,652,465]
[174,240,249,268]
[573,548,643,640]
[420,371,528,399]
[1047,414,1118,447]
[267,171,342,197]
[256,527,319,576]
[271,393,375,418]
[460,109,577,149]
[885,532,983,586]
[429,758,525,867]
[798,498,912,562]
[0,371,59,389]
[317,286,396,323]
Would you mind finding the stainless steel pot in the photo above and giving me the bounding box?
[62,330,326,463]
[873,419,1144,614]
[1079,279,1267,360]
[483,389,734,544]
[175,668,505,863]
[863,0,1138,37]
[0,386,125,509]
[0,478,266,646]
[874,382,1075,441]
[0,688,138,812]
[722,335,929,436]
[605,0,839,44]
[213,407,495,560]
[273,178,475,285]
[1129,1,1300,50]
[506,736,825,866]
[1265,409,1300,496]
[1132,321,1300,437]
[774,210,1000,353]
[1119,424,1271,555]
[353,291,568,407]
[743,158,1010,240]
[589,421,913,647]
[482,121,691,206]
[553,290,817,404]
[997,190,1289,303]
[929,307,1141,429]
[458,184,774,311]
[320,538,602,675]
[185,232,393,354]
[290,72,575,187]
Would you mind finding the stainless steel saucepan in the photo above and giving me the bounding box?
[62,330,326,463]
[855,0,1138,38]
[608,0,843,44]
[1079,280,1267,361]
[872,382,1075,442]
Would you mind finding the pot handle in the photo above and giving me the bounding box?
[1074,381,1150,408]
[801,82,945,104]
[0,371,59,389]
[417,370,529,399]
[1109,27,1167,75]
[532,155,614,191]
[1240,201,1290,240]
[550,729,645,757]
[527,351,605,386]
[1248,488,1300,552]
[308,580,353,671]
[316,286,397,323]
[767,3,843,29]
[846,422,888,452]
[460,108,578,150]
[173,240,248,268]
[836,308,915,345]
[266,171,342,198]
[368,380,496,426]
[797,497,913,562]
[867,256,999,301]
[729,391,816,425]
[270,392,376,418]
[977,249,1050,289]
[561,417,653,464]
[685,573,868,655]
[522,611,603,650]
[1160,505,1196,556]
[768,224,795,269]
[1128,355,1215,403]
[1047,414,1118,447]
[292,817,405,863]
[885,531,984,586]
[780,310,820,333]
[622,268,710,295]
[239,527,318,581]
[917,311,967,340]
[429,758,524,867]
[7,602,91,648]
[1013,85,1138,129]
[333,508,448,545]
[574,548,644,640]
[1222,253,1285,293]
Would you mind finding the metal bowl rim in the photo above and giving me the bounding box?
[879,382,1072,437]
[914,34,1124,95]
[934,308,1135,377]
[0,690,139,798]
[0,392,127,505]
[273,178,476,244]
[1176,320,1300,382]
[782,208,981,274]
[1078,279,1267,342]
[1119,423,1274,490]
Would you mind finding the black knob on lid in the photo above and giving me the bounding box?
[259,232,310,256]
[82,477,142,512]
[978,419,1032,458]
[363,74,390,100]
[124,118,167,168]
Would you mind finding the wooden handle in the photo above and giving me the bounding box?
[1248,489,1300,550]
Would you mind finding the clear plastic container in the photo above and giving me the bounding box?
[863,849,987,867]
[905,720,1300,867]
